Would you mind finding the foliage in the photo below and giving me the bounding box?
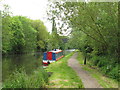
[47,17,67,51]
[2,16,12,54]
[90,55,119,81]
[31,20,49,51]
[77,52,118,88]
[2,3,69,54]
[47,33,60,50]
[47,2,119,81]
[18,16,37,53]
[2,7,49,54]
[3,67,48,88]
[47,1,118,55]
[10,16,25,54]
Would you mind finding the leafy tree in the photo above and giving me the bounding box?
[2,6,49,54]
[47,1,118,57]
[9,16,25,54]
[2,4,13,54]
[47,2,119,80]
[47,17,64,50]
[31,20,49,51]
[18,16,37,53]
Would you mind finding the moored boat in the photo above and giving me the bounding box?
[43,49,64,66]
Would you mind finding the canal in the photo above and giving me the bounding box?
[2,50,74,82]
[2,52,43,81]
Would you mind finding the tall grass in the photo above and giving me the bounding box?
[3,67,48,88]
[90,55,119,81]
[77,52,118,88]
[77,51,119,81]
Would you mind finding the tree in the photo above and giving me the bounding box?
[47,1,118,56]
[10,16,25,54]
[18,16,37,53]
[31,20,49,51]
[47,1,119,80]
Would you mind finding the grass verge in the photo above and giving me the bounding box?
[45,52,84,88]
[3,67,48,88]
[77,52,118,88]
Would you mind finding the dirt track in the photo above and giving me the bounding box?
[68,53,102,88]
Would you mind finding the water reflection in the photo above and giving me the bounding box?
[2,52,43,81]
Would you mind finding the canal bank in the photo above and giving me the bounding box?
[2,52,49,88]
[2,50,74,88]
[45,52,84,88]
[2,52,43,81]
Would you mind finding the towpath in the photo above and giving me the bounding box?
[68,53,102,88]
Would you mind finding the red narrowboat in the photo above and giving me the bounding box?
[43,49,64,65]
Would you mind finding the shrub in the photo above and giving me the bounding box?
[108,65,119,81]
[90,56,100,66]
[90,55,119,81]
[97,56,109,68]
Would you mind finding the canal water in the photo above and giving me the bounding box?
[2,49,74,81]
[2,52,43,81]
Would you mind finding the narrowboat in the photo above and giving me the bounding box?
[43,49,64,65]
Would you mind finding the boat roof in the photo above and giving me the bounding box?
[49,49,62,53]
[43,49,63,53]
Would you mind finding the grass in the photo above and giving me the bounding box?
[77,52,118,88]
[3,67,48,88]
[45,52,84,88]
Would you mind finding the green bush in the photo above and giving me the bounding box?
[97,56,109,68]
[89,55,119,81]
[3,67,48,88]
[91,56,100,66]
[108,65,119,81]
[100,66,109,74]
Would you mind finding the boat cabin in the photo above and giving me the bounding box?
[43,49,64,65]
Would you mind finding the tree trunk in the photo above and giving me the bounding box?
[84,55,87,65]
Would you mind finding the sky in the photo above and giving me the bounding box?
[1,0,118,35]
[0,0,52,32]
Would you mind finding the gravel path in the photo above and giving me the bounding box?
[68,53,102,88]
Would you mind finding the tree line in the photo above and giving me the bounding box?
[2,5,66,55]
